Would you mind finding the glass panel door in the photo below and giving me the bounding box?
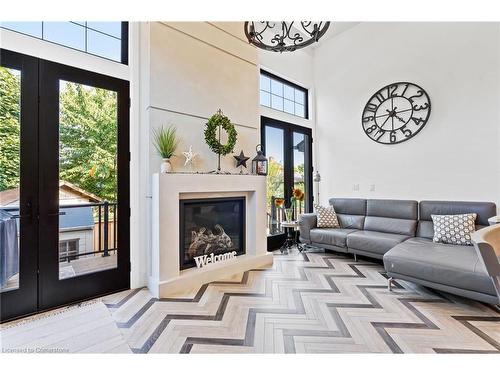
[264,126,285,237]
[0,50,38,321]
[292,131,312,216]
[1,50,130,321]
[58,79,118,280]
[38,60,130,310]
[261,117,313,250]
[1,66,22,292]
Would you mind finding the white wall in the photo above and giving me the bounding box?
[145,22,259,174]
[134,22,260,287]
[313,23,500,211]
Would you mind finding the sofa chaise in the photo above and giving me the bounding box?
[298,198,499,305]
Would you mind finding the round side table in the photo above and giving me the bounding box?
[279,221,305,253]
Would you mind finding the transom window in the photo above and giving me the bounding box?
[259,70,308,119]
[0,22,128,64]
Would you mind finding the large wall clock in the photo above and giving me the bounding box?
[361,82,431,144]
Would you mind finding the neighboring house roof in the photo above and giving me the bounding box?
[59,180,102,203]
[0,187,19,206]
[0,180,103,206]
[1,181,101,231]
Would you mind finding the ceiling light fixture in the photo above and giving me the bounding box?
[244,21,330,53]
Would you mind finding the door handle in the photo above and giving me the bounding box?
[47,212,66,216]
[17,201,33,220]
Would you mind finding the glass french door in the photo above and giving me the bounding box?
[0,50,38,319]
[0,49,130,321]
[261,116,313,250]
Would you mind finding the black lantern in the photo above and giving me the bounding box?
[252,144,268,175]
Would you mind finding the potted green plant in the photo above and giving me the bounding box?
[152,125,178,173]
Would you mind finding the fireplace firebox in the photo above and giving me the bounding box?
[179,197,246,270]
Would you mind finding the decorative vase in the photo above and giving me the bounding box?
[284,208,294,223]
[161,158,172,173]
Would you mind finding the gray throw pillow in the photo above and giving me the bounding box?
[431,213,477,245]
[315,205,340,228]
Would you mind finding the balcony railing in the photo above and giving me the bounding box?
[1,201,118,263]
[59,201,118,262]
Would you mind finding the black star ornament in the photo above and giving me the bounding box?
[233,150,250,168]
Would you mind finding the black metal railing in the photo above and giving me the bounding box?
[59,201,118,262]
[0,201,118,263]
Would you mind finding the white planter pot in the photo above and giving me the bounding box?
[161,158,172,173]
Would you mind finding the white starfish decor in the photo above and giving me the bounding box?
[182,145,198,168]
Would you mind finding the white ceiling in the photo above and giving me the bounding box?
[306,22,360,54]
[317,22,360,44]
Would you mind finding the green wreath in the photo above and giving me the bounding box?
[204,112,238,156]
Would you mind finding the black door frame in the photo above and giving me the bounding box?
[0,49,130,321]
[261,116,313,250]
[0,50,39,320]
[38,59,130,310]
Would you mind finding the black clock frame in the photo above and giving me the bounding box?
[361,82,431,145]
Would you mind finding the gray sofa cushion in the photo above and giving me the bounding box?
[347,230,410,255]
[366,199,418,219]
[310,228,357,248]
[328,198,366,230]
[363,199,418,236]
[364,217,417,236]
[329,198,366,215]
[298,213,317,242]
[337,214,365,229]
[417,201,497,239]
[384,237,496,296]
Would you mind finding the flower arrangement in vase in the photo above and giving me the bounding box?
[288,188,305,221]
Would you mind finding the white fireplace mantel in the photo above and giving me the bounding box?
[150,173,273,297]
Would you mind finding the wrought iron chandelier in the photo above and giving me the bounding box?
[244,21,330,53]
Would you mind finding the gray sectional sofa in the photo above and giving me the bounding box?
[298,198,499,305]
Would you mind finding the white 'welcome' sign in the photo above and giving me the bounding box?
[193,251,238,268]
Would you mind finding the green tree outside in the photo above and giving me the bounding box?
[0,67,21,192]
[265,156,306,212]
[59,81,118,201]
[0,69,118,202]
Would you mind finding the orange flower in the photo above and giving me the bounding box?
[293,188,303,199]
[274,198,285,207]
[298,192,305,201]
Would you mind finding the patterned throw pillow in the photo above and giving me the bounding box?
[431,213,477,245]
[315,205,340,228]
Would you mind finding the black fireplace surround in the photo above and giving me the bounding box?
[179,197,246,270]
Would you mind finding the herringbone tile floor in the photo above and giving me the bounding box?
[103,249,500,354]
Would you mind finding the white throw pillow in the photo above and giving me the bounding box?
[315,205,340,228]
[431,213,477,245]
